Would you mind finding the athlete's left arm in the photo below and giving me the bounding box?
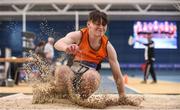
[107,42,125,96]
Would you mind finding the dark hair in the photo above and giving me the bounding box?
[88,10,108,26]
[37,40,45,46]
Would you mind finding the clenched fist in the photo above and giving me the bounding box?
[65,44,79,55]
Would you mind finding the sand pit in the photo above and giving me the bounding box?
[2,53,177,109]
[0,93,180,110]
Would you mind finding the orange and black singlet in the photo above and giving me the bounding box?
[74,28,108,66]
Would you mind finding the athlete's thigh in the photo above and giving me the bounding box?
[54,65,74,92]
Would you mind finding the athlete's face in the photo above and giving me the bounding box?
[87,20,107,37]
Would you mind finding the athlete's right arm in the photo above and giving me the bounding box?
[54,31,82,54]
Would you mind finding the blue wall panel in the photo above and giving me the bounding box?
[0,20,180,66]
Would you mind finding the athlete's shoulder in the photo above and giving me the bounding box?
[80,27,88,33]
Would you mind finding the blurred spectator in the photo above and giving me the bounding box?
[44,37,55,63]
[35,40,46,58]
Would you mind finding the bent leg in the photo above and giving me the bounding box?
[54,65,74,94]
[78,69,101,99]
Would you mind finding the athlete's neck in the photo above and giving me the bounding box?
[89,35,101,50]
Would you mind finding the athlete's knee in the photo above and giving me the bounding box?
[79,69,101,99]
[55,65,71,73]
[82,69,100,82]
[54,65,74,92]
[55,65,73,78]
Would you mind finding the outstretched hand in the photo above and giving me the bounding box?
[135,39,141,44]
